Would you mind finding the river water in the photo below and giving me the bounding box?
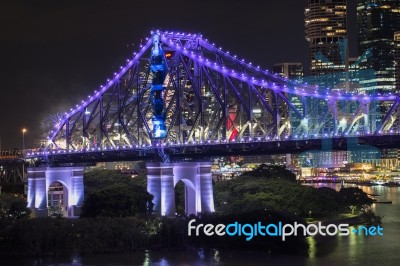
[3,184,400,266]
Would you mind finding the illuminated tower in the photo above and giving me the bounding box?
[150,32,167,139]
[395,31,400,92]
[305,0,348,88]
[357,0,400,93]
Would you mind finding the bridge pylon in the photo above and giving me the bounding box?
[27,166,84,218]
[147,162,214,216]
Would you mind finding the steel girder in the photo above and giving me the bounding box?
[0,154,25,183]
[0,163,25,183]
[46,31,400,151]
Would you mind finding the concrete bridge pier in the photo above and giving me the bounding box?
[27,167,84,218]
[147,162,215,216]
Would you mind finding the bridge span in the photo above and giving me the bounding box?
[25,134,400,165]
[4,30,400,218]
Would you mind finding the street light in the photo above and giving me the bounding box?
[22,128,27,150]
[21,128,27,183]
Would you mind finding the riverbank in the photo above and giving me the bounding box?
[0,210,309,259]
[307,212,379,226]
[0,211,383,260]
[301,179,400,187]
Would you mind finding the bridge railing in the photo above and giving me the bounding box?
[0,150,24,159]
[24,130,400,158]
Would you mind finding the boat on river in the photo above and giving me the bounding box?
[383,182,400,187]
[373,199,392,204]
[372,180,387,185]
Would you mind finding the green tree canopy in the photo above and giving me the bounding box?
[214,165,371,217]
[81,169,153,218]
[241,164,296,181]
[339,187,373,214]
[214,176,336,217]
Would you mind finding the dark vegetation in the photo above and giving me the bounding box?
[0,182,24,194]
[0,193,30,222]
[0,164,376,258]
[215,164,373,218]
[81,170,153,218]
[183,209,308,254]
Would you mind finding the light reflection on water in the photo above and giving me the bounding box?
[305,183,400,266]
[3,184,400,266]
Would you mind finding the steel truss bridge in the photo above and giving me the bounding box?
[0,150,25,183]
[13,30,400,164]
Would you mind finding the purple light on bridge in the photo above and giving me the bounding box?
[46,31,400,149]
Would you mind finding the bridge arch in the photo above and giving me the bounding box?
[47,181,68,217]
[27,167,84,217]
[174,179,196,215]
[174,169,201,214]
[147,162,214,216]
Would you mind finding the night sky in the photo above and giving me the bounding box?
[0,0,357,150]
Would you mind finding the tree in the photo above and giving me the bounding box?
[315,187,341,215]
[339,187,373,214]
[241,164,296,181]
[84,169,139,195]
[81,169,153,218]
[174,181,185,215]
[214,174,340,217]
[0,194,31,222]
[81,184,153,218]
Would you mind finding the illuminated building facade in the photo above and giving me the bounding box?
[273,63,304,116]
[395,32,400,91]
[305,0,348,88]
[273,63,304,168]
[357,0,400,93]
[273,63,304,80]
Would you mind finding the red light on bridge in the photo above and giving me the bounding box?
[165,52,173,59]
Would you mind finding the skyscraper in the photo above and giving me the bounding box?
[273,62,304,131]
[395,31,400,92]
[305,0,348,88]
[273,63,304,80]
[273,63,304,170]
[273,62,304,124]
[357,0,400,93]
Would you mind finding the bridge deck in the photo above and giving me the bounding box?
[22,135,400,165]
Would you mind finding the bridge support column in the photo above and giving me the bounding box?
[27,169,47,217]
[146,162,214,216]
[27,167,84,218]
[147,163,175,215]
[199,162,215,213]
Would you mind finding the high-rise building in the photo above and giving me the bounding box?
[273,63,304,170]
[273,63,304,80]
[273,62,304,125]
[305,0,348,88]
[357,0,400,93]
[395,32,400,92]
